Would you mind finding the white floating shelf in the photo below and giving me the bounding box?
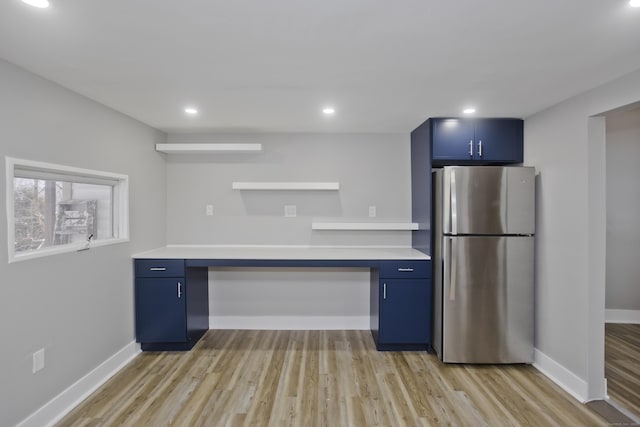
[156,143,263,153]
[232,182,340,190]
[312,222,419,231]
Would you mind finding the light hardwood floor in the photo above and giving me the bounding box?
[57,330,608,427]
[606,323,640,417]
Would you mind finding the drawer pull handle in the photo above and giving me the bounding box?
[398,268,414,272]
[149,267,167,271]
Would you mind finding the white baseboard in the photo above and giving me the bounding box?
[533,348,588,403]
[209,315,370,330]
[605,309,640,324]
[16,341,140,427]
[606,396,640,424]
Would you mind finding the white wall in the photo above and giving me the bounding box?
[165,133,412,246]
[605,106,640,314]
[0,59,167,426]
[165,132,412,328]
[525,67,640,401]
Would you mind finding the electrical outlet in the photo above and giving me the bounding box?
[206,205,213,216]
[284,205,297,217]
[369,206,377,218]
[33,348,45,373]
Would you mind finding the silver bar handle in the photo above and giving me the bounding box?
[177,282,182,298]
[150,267,166,271]
[383,283,387,300]
[444,169,451,233]
[449,239,457,301]
[450,169,457,235]
[468,140,473,157]
[397,268,414,272]
[478,140,483,157]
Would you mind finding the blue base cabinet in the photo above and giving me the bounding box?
[370,261,432,351]
[136,277,187,343]
[134,259,208,351]
[430,118,523,165]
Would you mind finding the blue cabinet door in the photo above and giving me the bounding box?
[432,118,475,162]
[474,119,523,163]
[379,279,430,344]
[135,278,187,343]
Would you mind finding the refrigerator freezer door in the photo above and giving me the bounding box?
[505,166,536,235]
[442,235,534,363]
[443,166,535,235]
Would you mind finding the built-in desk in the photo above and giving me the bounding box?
[133,246,431,352]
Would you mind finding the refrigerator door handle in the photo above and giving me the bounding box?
[449,238,456,301]
[444,237,456,301]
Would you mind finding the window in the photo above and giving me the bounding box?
[6,157,129,262]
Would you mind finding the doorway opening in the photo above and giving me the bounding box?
[603,104,640,417]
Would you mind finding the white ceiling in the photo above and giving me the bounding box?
[1,1,640,133]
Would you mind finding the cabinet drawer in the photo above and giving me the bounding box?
[380,261,431,278]
[135,259,185,278]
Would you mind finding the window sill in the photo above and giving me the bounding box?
[9,238,129,263]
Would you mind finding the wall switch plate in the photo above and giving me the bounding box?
[369,206,377,218]
[284,205,297,217]
[33,348,45,373]
[206,205,213,216]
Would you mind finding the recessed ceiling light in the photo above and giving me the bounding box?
[21,0,49,8]
[463,108,476,114]
[184,107,198,115]
[322,107,335,115]
[630,0,640,7]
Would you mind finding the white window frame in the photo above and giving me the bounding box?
[6,157,129,263]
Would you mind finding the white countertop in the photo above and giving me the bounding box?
[133,245,430,260]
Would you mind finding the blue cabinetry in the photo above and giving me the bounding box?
[136,278,187,343]
[134,259,208,351]
[431,118,523,165]
[134,254,431,352]
[371,260,432,351]
[411,120,432,255]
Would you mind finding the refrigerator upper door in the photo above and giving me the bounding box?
[442,235,534,363]
[443,166,535,235]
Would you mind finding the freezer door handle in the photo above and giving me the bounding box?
[450,169,457,235]
[443,169,450,233]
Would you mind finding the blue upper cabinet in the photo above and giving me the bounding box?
[431,118,523,165]
[432,118,476,163]
[474,119,523,163]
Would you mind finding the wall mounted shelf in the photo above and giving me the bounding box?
[232,182,340,190]
[312,222,419,231]
[156,143,263,153]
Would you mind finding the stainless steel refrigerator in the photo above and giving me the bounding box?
[433,166,535,363]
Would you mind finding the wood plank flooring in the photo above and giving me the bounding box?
[606,323,640,417]
[57,330,608,427]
